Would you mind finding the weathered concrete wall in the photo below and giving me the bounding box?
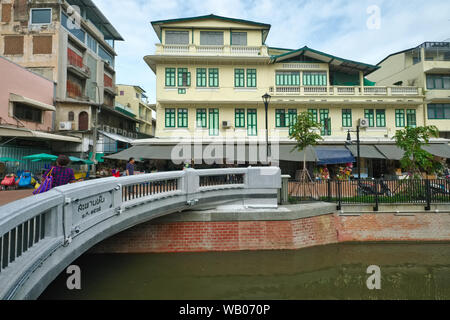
[91,204,450,254]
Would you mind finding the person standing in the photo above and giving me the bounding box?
[126,158,135,176]
[43,155,76,188]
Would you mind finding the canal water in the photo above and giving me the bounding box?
[40,243,450,300]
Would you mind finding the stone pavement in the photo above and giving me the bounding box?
[0,189,34,207]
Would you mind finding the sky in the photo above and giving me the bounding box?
[94,0,450,104]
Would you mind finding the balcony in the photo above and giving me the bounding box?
[425,89,450,102]
[155,44,267,57]
[271,86,422,97]
[67,49,91,79]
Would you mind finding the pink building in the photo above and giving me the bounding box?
[0,55,55,132]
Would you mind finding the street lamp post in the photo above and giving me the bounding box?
[346,125,361,180]
[262,93,271,164]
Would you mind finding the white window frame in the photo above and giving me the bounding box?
[30,8,52,25]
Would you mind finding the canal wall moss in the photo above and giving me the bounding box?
[91,203,450,254]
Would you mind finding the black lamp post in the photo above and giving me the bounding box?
[346,125,361,180]
[262,93,271,163]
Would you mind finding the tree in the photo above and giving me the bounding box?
[289,111,323,181]
[393,126,439,178]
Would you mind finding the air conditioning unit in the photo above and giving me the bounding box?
[59,122,72,131]
[359,118,370,128]
[222,121,232,128]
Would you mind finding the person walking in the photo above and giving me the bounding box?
[43,155,76,188]
[125,158,135,176]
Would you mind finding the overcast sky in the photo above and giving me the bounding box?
[94,0,450,103]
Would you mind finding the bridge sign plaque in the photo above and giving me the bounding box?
[71,192,113,227]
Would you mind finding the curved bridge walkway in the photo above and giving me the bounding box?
[0,167,281,300]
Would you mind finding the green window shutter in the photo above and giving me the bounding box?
[364,109,374,127]
[177,108,188,127]
[406,109,416,128]
[234,69,245,87]
[165,108,176,127]
[196,109,207,128]
[165,68,176,87]
[304,72,327,86]
[342,109,352,127]
[247,109,257,136]
[395,109,405,127]
[288,109,297,134]
[247,69,257,87]
[177,68,190,87]
[308,109,318,123]
[376,109,386,127]
[235,108,245,128]
[208,109,219,136]
[275,109,286,127]
[320,109,331,136]
[209,68,219,87]
[196,68,207,87]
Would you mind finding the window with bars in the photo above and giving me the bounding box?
[247,69,257,87]
[235,69,245,87]
[200,31,224,45]
[275,71,300,86]
[177,68,191,87]
[308,109,318,122]
[165,31,189,45]
[165,108,176,127]
[177,109,188,127]
[395,109,405,127]
[247,109,257,136]
[235,109,245,128]
[406,109,417,128]
[320,109,331,136]
[288,109,297,135]
[196,68,207,87]
[165,68,176,87]
[375,109,386,127]
[275,109,286,127]
[342,109,352,127]
[209,109,219,136]
[196,109,207,128]
[231,32,247,46]
[303,72,327,86]
[428,104,450,119]
[13,103,42,123]
[209,68,219,87]
[364,109,375,127]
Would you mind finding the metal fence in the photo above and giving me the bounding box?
[289,179,450,210]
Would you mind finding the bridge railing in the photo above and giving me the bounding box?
[0,167,281,299]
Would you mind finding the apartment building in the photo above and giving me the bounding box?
[116,84,156,137]
[367,41,450,139]
[107,14,449,176]
[0,0,136,161]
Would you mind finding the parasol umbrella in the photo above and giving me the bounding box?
[0,157,22,162]
[23,153,58,161]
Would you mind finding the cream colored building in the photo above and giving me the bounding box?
[367,42,450,138]
[109,15,450,177]
[116,84,155,136]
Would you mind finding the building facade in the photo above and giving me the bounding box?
[116,84,155,137]
[0,0,135,162]
[367,42,450,139]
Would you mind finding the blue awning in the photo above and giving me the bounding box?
[315,147,355,165]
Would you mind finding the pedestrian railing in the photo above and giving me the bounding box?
[289,178,450,210]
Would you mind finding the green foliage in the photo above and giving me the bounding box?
[393,126,439,177]
[289,111,323,152]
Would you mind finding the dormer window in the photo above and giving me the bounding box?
[200,31,224,46]
[165,31,189,45]
[231,32,247,46]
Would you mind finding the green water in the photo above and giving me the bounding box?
[39,243,450,300]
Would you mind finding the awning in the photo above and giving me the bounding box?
[99,130,133,143]
[346,145,386,159]
[375,145,404,160]
[9,93,56,111]
[278,145,316,162]
[422,144,450,158]
[0,126,81,143]
[315,146,355,165]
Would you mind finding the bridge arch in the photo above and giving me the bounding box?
[0,167,280,300]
